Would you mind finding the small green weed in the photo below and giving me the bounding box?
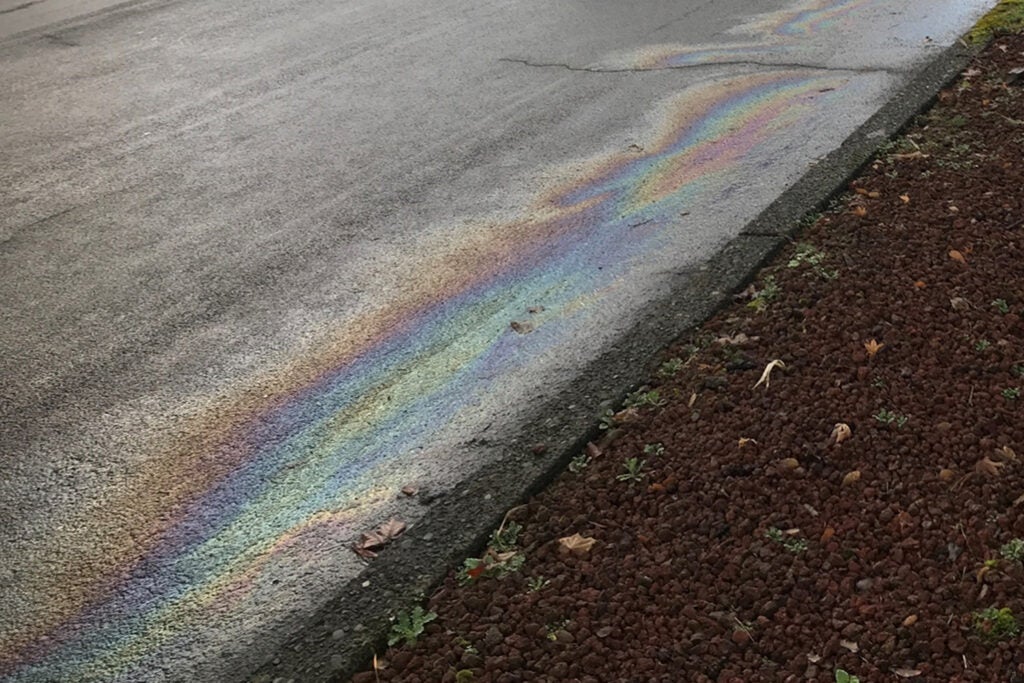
[1012,364,1024,378]
[568,454,590,473]
[787,243,838,280]
[455,670,475,683]
[765,527,808,554]
[457,553,525,584]
[1002,387,1021,401]
[489,522,521,553]
[624,388,665,409]
[643,442,665,457]
[974,339,992,352]
[972,607,1020,641]
[598,409,616,430]
[526,576,550,592]
[992,298,1011,314]
[747,275,780,313]
[616,457,646,483]
[388,605,437,647]
[658,357,685,377]
[835,670,861,683]
[1000,538,1024,562]
[873,408,907,428]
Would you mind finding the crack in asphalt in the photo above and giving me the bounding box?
[0,0,44,15]
[499,56,896,76]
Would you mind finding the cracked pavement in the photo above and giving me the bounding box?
[0,0,995,681]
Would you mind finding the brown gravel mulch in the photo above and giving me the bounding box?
[351,34,1024,683]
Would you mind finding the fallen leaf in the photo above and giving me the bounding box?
[894,151,928,161]
[914,280,926,289]
[841,470,861,486]
[899,194,910,204]
[738,437,757,448]
[353,518,407,558]
[400,485,418,497]
[902,614,918,627]
[821,526,835,542]
[853,205,868,217]
[894,668,923,679]
[783,528,801,536]
[558,533,597,556]
[807,654,822,664]
[975,456,1004,477]
[510,320,534,334]
[939,468,956,482]
[753,359,785,389]
[854,187,881,199]
[949,297,971,312]
[996,445,1017,461]
[688,392,698,408]
[948,205,959,213]
[976,565,992,582]
[586,441,602,459]
[779,457,800,470]
[839,639,859,653]
[830,422,852,445]
[949,249,967,264]
[1014,491,1024,507]
[864,339,884,358]
[963,67,982,77]
[715,332,750,346]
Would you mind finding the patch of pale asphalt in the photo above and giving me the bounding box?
[0,0,995,681]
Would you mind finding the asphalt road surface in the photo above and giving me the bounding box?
[0,0,994,681]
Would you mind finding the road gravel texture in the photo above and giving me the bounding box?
[0,0,996,681]
[353,32,1024,682]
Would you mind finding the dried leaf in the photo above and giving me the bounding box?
[821,526,835,542]
[949,249,967,264]
[558,533,597,556]
[688,392,698,408]
[939,468,956,482]
[353,518,407,558]
[975,456,1004,477]
[807,653,822,664]
[864,339,884,358]
[976,565,992,582]
[738,437,757,448]
[831,423,852,445]
[852,205,868,217]
[401,485,418,497]
[1014,491,1024,507]
[854,187,880,199]
[753,359,785,389]
[949,297,971,312]
[902,614,918,627]
[899,194,910,204]
[841,470,861,486]
[510,320,534,334]
[779,457,800,471]
[586,441,602,459]
[894,668,923,678]
[715,332,750,346]
[839,639,859,653]
[996,445,1017,462]
[914,280,926,289]
[894,151,928,161]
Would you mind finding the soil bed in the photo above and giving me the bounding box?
[351,33,1024,683]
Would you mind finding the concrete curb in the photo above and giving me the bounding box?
[251,39,980,683]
